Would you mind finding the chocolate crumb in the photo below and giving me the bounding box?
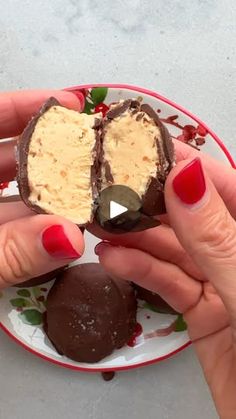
[102,371,115,381]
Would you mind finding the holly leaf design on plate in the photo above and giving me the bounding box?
[10,298,32,308]
[32,286,41,299]
[174,314,187,332]
[17,289,31,298]
[19,309,43,325]
[91,87,108,105]
[84,99,95,115]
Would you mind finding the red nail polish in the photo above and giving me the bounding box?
[42,225,81,259]
[95,242,111,256]
[173,158,206,205]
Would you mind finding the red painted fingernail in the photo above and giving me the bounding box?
[173,158,206,205]
[42,225,81,259]
[95,242,112,256]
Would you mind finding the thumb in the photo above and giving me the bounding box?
[0,214,84,288]
[165,157,236,324]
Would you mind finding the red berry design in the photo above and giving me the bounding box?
[161,114,207,149]
[0,182,9,190]
[195,137,206,146]
[36,296,45,302]
[177,125,196,143]
[94,103,109,117]
[196,124,208,137]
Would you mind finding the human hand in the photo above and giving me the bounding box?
[95,141,236,418]
[0,90,85,288]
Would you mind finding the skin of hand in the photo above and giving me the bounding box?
[0,90,85,288]
[94,141,236,418]
[2,93,236,416]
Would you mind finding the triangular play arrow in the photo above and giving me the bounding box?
[110,200,128,219]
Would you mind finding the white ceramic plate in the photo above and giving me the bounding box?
[0,84,234,373]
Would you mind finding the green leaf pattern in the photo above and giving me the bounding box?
[91,87,108,105]
[17,289,31,298]
[174,314,187,332]
[143,302,187,334]
[19,309,43,325]
[10,286,48,326]
[10,298,31,308]
[82,87,108,115]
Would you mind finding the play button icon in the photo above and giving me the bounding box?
[95,185,142,233]
[110,201,128,218]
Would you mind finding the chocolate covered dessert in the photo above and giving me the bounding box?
[18,97,174,231]
[15,266,67,288]
[102,100,174,216]
[44,263,137,363]
[136,285,178,314]
[17,98,102,225]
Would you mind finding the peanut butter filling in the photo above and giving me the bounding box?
[27,106,98,224]
[102,107,162,196]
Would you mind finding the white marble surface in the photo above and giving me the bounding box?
[0,0,235,418]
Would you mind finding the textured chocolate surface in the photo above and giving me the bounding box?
[15,266,67,288]
[136,285,178,314]
[96,210,160,234]
[44,263,137,363]
[17,98,60,215]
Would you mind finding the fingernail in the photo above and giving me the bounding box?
[173,158,206,205]
[42,225,81,259]
[95,241,113,256]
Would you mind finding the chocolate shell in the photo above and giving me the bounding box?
[17,97,173,231]
[15,266,67,288]
[102,100,174,216]
[136,285,178,314]
[17,98,102,226]
[44,263,137,363]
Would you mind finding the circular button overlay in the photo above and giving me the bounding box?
[95,185,159,234]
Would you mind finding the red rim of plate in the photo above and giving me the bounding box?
[0,83,235,373]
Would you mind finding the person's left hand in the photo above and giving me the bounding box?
[0,90,85,288]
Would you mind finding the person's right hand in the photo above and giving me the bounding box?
[94,141,236,418]
[0,90,85,288]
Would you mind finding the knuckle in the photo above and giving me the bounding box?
[0,229,33,286]
[196,208,236,260]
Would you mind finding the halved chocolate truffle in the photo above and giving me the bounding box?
[44,263,137,363]
[18,97,173,229]
[17,98,102,225]
[136,285,178,315]
[15,266,67,288]
[102,100,174,216]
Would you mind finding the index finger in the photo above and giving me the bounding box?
[0,89,84,139]
[174,140,236,217]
